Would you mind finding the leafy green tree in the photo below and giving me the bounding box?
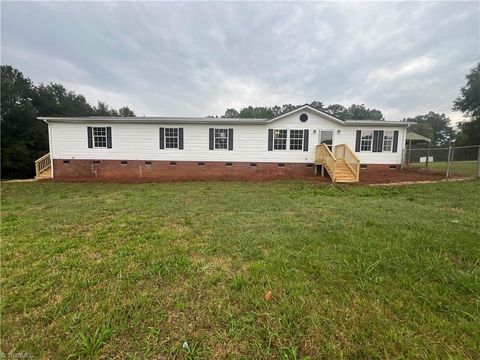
[347,104,384,120]
[118,106,135,117]
[93,101,119,116]
[34,83,94,116]
[280,104,301,114]
[271,105,282,116]
[455,118,480,146]
[405,112,455,147]
[453,62,480,145]
[324,104,348,119]
[309,101,324,111]
[220,101,385,120]
[222,108,239,118]
[238,106,274,118]
[1,65,47,178]
[1,65,136,179]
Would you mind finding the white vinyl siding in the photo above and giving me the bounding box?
[48,109,406,165]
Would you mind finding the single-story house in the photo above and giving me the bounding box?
[35,104,411,183]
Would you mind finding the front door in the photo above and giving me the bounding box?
[319,130,333,151]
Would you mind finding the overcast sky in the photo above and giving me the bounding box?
[1,1,479,122]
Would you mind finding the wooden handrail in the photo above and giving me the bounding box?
[334,144,360,162]
[316,144,336,181]
[316,143,336,161]
[316,143,360,183]
[35,153,51,177]
[335,144,360,182]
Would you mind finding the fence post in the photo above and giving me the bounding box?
[407,141,412,166]
[477,145,480,178]
[446,146,453,178]
[426,144,430,168]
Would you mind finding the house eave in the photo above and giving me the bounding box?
[343,120,412,127]
[38,112,413,127]
[38,117,270,125]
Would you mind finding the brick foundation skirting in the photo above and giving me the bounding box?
[52,159,400,181]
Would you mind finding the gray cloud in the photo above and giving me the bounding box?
[1,1,478,122]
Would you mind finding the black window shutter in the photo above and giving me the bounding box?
[209,128,214,150]
[87,126,93,148]
[303,129,309,151]
[268,129,273,151]
[228,128,233,150]
[377,130,384,152]
[392,130,399,153]
[107,127,112,148]
[373,130,383,152]
[159,128,165,149]
[372,130,378,152]
[355,130,361,152]
[178,128,184,149]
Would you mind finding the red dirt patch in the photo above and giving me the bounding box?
[42,169,450,185]
[357,169,446,184]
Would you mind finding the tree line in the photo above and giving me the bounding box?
[404,63,479,147]
[215,63,479,148]
[218,102,384,121]
[1,63,479,179]
[1,65,135,179]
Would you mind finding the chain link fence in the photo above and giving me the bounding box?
[403,145,480,178]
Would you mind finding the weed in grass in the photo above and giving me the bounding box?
[69,324,112,359]
[229,274,247,291]
[290,183,347,197]
[280,346,312,360]
[357,186,400,197]
[181,341,203,360]
[183,216,193,226]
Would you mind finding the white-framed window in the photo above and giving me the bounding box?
[383,131,393,151]
[93,127,107,148]
[273,129,288,150]
[214,128,229,149]
[360,130,373,152]
[165,128,179,149]
[289,129,304,150]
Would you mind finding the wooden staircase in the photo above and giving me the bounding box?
[315,144,360,183]
[329,160,358,182]
[35,153,52,180]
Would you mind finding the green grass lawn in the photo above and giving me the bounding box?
[408,160,478,177]
[1,181,479,359]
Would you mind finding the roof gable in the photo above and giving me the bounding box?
[266,104,345,125]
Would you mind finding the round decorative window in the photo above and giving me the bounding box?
[300,113,308,122]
